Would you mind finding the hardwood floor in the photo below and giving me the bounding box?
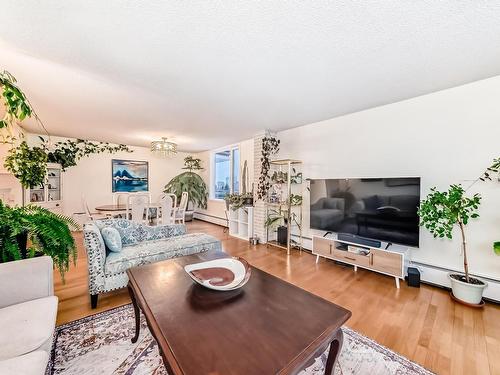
[54,220,500,375]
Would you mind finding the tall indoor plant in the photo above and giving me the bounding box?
[164,156,208,219]
[418,184,485,304]
[0,201,78,280]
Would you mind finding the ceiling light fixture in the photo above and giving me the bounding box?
[151,137,177,158]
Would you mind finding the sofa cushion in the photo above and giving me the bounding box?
[105,233,222,275]
[101,227,122,252]
[95,219,186,247]
[0,296,58,360]
[0,351,49,375]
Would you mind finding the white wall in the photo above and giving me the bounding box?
[194,138,254,224]
[278,76,500,280]
[0,134,189,216]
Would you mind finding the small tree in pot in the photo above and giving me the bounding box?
[418,184,485,305]
[164,156,208,220]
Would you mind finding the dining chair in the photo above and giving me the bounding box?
[112,193,129,218]
[174,192,189,224]
[113,193,129,206]
[127,194,150,223]
[158,194,174,225]
[82,195,109,221]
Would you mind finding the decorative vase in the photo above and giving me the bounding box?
[277,226,288,245]
[184,210,194,222]
[448,273,487,305]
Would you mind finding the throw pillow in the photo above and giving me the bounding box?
[101,227,123,253]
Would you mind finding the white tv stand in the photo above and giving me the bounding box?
[312,235,409,288]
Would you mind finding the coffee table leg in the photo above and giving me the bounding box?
[128,284,141,343]
[324,329,344,375]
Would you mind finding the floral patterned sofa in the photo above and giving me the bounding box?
[83,219,222,308]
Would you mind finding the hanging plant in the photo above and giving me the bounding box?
[0,71,34,143]
[4,141,48,188]
[257,136,280,200]
[40,137,132,171]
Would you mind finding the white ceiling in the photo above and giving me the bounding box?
[1,1,500,152]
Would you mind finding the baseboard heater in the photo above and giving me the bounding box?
[296,235,500,303]
[410,261,500,303]
[193,212,227,227]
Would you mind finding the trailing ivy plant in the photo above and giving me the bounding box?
[418,184,481,284]
[257,136,280,200]
[0,71,33,143]
[0,201,78,281]
[4,141,48,188]
[40,137,132,171]
[164,156,208,209]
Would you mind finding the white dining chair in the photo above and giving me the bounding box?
[158,194,174,225]
[112,193,129,218]
[113,193,129,206]
[174,192,189,224]
[127,193,150,223]
[82,195,109,221]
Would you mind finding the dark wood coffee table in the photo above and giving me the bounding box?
[127,251,351,375]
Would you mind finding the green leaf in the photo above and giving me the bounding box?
[494,242,500,256]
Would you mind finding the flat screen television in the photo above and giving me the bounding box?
[309,178,421,247]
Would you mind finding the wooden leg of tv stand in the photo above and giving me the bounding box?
[395,277,400,289]
[315,255,320,264]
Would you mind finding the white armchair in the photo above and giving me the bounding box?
[0,256,58,375]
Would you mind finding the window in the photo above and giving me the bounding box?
[213,146,239,199]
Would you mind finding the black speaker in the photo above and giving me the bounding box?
[337,233,381,248]
[407,267,420,288]
[277,226,288,245]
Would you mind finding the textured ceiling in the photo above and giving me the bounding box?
[1,1,500,151]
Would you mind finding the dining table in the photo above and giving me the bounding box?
[95,203,163,223]
[95,203,162,213]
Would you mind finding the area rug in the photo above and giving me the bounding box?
[48,304,433,375]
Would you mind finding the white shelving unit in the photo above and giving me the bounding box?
[26,163,63,213]
[228,206,254,240]
[265,159,303,255]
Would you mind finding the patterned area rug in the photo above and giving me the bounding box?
[48,304,433,375]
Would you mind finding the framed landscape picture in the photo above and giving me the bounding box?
[112,159,149,192]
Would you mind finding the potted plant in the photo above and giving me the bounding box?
[265,209,288,245]
[0,201,78,281]
[164,156,208,221]
[418,184,486,305]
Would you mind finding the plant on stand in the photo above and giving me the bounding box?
[164,156,208,220]
[418,184,485,305]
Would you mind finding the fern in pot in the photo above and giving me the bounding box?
[0,201,78,281]
[418,184,486,305]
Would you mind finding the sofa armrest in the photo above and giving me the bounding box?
[0,256,54,309]
[83,223,107,295]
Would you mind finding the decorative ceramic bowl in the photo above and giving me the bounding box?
[184,257,251,291]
